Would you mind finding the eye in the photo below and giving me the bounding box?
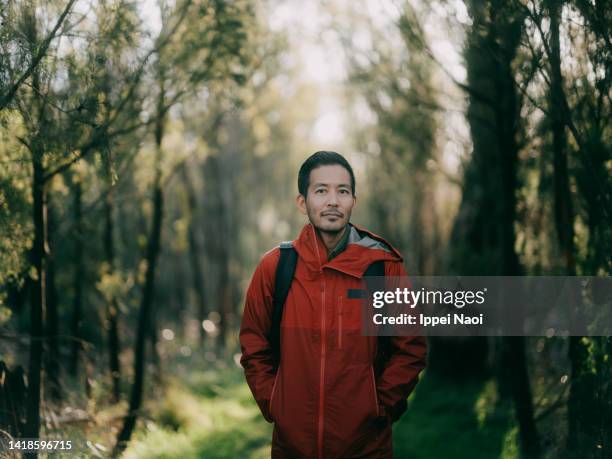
[340,189,350,195]
[315,189,326,194]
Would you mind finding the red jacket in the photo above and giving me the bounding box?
[240,223,427,458]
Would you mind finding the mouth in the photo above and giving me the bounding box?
[322,213,343,218]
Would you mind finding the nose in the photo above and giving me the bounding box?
[327,191,339,206]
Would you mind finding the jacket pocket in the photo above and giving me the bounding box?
[338,296,343,349]
[269,368,281,421]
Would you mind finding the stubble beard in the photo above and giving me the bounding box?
[307,208,350,236]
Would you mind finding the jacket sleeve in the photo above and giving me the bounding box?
[376,260,427,422]
[239,248,280,423]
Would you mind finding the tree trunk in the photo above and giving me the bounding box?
[548,0,576,276]
[544,2,602,455]
[22,12,46,451]
[148,301,162,384]
[451,2,540,456]
[69,181,83,378]
[503,337,540,458]
[114,173,163,456]
[44,195,61,402]
[203,155,230,352]
[24,155,46,457]
[182,165,208,347]
[217,257,231,351]
[113,88,166,457]
[567,336,603,458]
[104,183,122,403]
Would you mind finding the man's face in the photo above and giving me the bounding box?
[296,164,356,234]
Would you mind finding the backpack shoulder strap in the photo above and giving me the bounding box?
[364,259,385,278]
[270,241,297,362]
[363,259,385,297]
[364,260,393,369]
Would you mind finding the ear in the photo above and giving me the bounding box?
[296,194,307,215]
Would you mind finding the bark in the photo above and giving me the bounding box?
[171,253,188,341]
[113,88,166,457]
[148,301,162,384]
[44,196,62,402]
[114,173,163,456]
[69,182,83,377]
[203,155,230,351]
[0,361,27,437]
[217,256,231,350]
[24,154,46,456]
[503,337,540,458]
[544,2,602,455]
[22,11,46,453]
[104,182,121,403]
[548,0,576,276]
[567,336,603,458]
[450,2,540,456]
[182,165,207,346]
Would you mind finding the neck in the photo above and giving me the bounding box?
[316,225,348,253]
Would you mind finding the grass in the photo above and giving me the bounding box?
[122,364,519,459]
[393,374,516,459]
[120,365,272,459]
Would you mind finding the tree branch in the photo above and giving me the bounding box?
[0,0,77,109]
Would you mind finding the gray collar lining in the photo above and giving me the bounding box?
[347,226,391,253]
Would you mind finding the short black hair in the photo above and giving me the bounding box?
[298,151,356,197]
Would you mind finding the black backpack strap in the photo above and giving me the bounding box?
[270,241,297,363]
[348,260,385,298]
[364,260,385,278]
[364,261,393,374]
[362,259,385,301]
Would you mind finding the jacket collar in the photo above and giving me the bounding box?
[292,223,403,278]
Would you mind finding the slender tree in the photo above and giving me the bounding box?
[114,82,167,454]
[451,2,540,457]
[103,154,122,402]
[114,0,257,452]
[44,193,62,401]
[69,179,83,378]
[519,2,611,455]
[181,164,208,346]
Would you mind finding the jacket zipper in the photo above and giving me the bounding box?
[318,277,326,459]
[370,365,379,417]
[312,224,326,459]
[338,296,343,349]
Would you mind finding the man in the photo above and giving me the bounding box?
[240,151,427,458]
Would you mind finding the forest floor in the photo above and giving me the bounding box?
[117,361,519,459]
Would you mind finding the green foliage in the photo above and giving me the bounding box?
[394,374,516,459]
[121,368,272,459]
[0,112,31,309]
[342,3,445,274]
[124,367,521,459]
